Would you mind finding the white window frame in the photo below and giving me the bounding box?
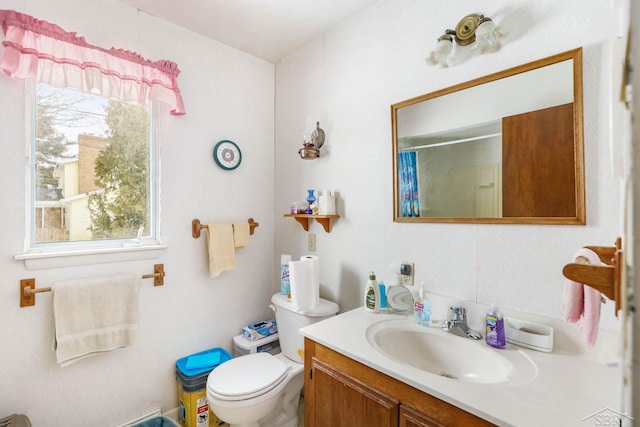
[15,81,166,270]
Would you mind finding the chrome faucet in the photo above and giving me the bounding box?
[442,306,482,340]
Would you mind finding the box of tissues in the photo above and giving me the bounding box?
[318,190,336,215]
[242,319,278,341]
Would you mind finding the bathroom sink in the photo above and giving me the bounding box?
[366,319,537,384]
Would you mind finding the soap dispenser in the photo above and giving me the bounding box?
[414,281,431,326]
[486,306,505,348]
[363,271,380,313]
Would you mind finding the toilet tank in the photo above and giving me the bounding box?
[270,293,339,364]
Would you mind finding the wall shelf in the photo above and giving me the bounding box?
[284,214,339,233]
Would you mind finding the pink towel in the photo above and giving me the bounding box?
[562,248,604,348]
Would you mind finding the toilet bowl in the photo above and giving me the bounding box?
[206,293,339,427]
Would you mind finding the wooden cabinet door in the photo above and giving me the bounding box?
[304,339,497,427]
[502,102,576,217]
[399,405,445,427]
[307,358,399,427]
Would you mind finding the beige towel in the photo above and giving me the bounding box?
[207,223,236,278]
[233,222,250,248]
[53,274,139,367]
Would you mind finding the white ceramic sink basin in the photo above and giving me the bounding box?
[366,319,537,384]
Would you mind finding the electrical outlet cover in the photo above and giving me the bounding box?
[308,233,316,252]
[400,262,414,286]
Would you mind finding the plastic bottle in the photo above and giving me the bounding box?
[280,255,291,296]
[378,283,387,310]
[486,306,506,349]
[414,281,431,326]
[363,271,380,313]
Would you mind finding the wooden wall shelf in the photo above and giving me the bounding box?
[284,214,339,233]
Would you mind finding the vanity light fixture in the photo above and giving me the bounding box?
[298,121,325,159]
[425,13,507,68]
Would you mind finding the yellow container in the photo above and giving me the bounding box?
[176,379,220,427]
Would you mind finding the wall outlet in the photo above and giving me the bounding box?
[308,233,316,251]
[400,262,414,286]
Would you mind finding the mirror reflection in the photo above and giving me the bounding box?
[392,48,585,224]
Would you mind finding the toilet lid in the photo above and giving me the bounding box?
[208,352,288,401]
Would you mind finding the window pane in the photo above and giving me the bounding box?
[34,84,152,244]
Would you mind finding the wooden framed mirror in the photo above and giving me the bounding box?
[391,48,584,224]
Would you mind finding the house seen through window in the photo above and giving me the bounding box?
[33,83,156,247]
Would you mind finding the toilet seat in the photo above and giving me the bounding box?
[207,352,289,401]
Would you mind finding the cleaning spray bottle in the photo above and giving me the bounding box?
[363,271,380,313]
[280,254,291,297]
[413,281,431,326]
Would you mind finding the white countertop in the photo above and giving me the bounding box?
[300,298,621,427]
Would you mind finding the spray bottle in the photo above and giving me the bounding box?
[414,281,431,326]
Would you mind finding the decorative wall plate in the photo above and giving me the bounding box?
[213,140,242,170]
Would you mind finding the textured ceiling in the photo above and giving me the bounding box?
[115,0,378,63]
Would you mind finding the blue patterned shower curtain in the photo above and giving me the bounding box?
[398,151,420,217]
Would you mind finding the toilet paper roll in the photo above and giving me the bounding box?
[290,257,320,311]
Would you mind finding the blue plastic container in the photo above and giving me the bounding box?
[176,347,233,379]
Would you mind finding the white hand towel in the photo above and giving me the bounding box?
[206,223,236,278]
[53,274,140,367]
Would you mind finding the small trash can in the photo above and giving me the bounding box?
[132,416,181,427]
[176,347,233,427]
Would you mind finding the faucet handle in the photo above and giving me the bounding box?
[449,306,467,322]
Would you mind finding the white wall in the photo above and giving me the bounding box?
[0,0,275,425]
[274,0,622,325]
[0,0,627,425]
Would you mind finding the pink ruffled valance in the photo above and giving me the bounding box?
[0,9,185,115]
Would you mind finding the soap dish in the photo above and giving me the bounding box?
[504,317,554,352]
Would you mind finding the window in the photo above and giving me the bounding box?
[28,82,159,251]
[2,10,180,266]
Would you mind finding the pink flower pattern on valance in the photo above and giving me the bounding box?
[0,9,185,115]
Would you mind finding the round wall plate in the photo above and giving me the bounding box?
[213,140,242,170]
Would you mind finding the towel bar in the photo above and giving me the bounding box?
[562,237,622,316]
[192,218,259,238]
[19,263,166,307]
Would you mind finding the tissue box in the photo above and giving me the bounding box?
[241,319,278,341]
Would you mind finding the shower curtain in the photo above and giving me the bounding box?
[398,151,420,217]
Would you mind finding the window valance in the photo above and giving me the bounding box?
[0,9,185,115]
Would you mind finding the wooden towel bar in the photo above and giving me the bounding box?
[192,218,259,238]
[19,263,166,308]
[562,237,623,315]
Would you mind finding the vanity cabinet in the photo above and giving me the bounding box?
[399,406,445,427]
[304,338,495,427]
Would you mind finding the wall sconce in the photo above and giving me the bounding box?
[425,13,507,68]
[298,121,325,159]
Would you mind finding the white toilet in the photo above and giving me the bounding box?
[206,293,339,427]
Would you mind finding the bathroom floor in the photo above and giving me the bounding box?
[218,395,304,427]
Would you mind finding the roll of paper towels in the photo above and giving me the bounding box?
[290,256,320,311]
[300,255,320,290]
